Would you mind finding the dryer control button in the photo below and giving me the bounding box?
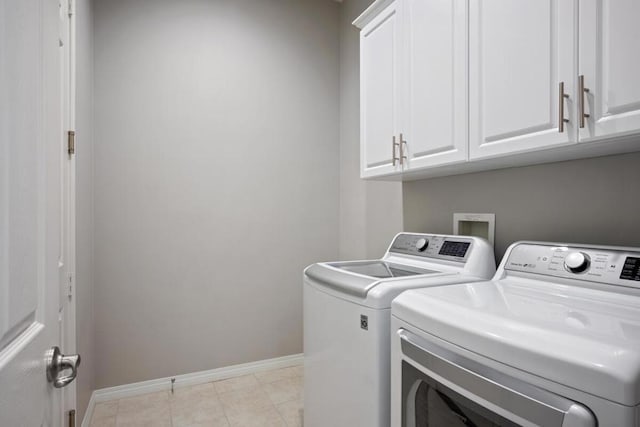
[415,238,429,252]
[564,252,590,273]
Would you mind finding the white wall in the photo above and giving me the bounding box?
[93,0,340,388]
[75,0,94,419]
[339,0,403,260]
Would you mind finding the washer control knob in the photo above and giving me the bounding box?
[564,252,590,273]
[415,238,429,252]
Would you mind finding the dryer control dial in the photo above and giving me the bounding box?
[564,252,590,273]
[415,238,429,252]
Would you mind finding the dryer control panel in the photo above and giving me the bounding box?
[389,233,473,263]
[505,243,640,288]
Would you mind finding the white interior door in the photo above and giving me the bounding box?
[469,0,577,160]
[0,0,70,425]
[579,0,640,142]
[360,1,402,178]
[402,0,468,170]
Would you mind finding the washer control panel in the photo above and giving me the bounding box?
[389,233,473,262]
[505,243,640,287]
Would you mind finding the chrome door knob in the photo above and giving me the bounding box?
[45,346,81,388]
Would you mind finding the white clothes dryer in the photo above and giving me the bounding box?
[392,241,640,427]
[304,233,496,427]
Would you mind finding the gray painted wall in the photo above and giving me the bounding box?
[404,151,640,263]
[93,0,340,388]
[75,0,94,419]
[339,0,403,260]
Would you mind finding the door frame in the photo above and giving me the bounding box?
[60,0,77,422]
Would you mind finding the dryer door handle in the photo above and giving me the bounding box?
[398,329,596,427]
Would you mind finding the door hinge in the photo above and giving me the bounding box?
[67,130,75,155]
[68,0,74,17]
[68,409,76,427]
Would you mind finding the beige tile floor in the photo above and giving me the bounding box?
[89,365,303,427]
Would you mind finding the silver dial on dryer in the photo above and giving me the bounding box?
[564,252,590,273]
[415,238,429,252]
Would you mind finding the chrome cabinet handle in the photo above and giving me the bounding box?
[392,135,399,166]
[558,81,569,133]
[579,75,590,128]
[399,133,407,166]
[46,346,81,388]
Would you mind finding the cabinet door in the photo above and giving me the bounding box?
[360,1,402,177]
[402,0,468,170]
[469,0,576,160]
[579,0,640,142]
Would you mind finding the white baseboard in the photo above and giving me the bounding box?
[81,353,303,427]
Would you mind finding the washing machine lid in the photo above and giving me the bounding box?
[392,278,640,406]
[327,260,438,278]
[304,261,442,298]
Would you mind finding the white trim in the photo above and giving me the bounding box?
[62,0,78,419]
[352,0,395,29]
[80,353,303,427]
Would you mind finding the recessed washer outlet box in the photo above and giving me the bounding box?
[453,213,495,245]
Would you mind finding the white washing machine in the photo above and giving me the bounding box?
[303,233,496,427]
[391,241,640,427]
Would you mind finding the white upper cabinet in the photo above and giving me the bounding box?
[402,0,468,170]
[354,0,640,180]
[355,0,468,178]
[579,0,640,143]
[357,1,402,178]
[469,0,577,160]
